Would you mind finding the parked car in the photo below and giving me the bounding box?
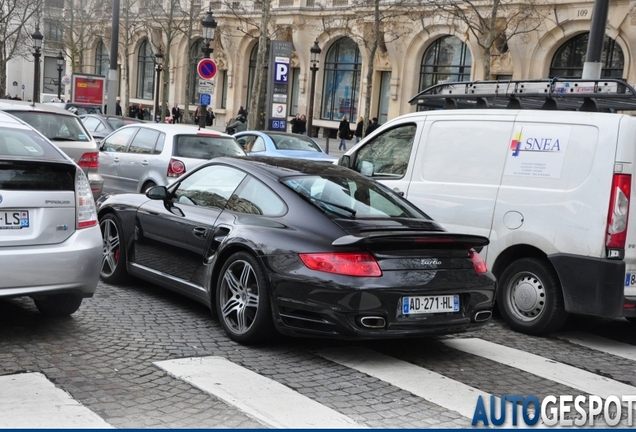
[97,156,495,343]
[234,131,337,163]
[0,100,104,200]
[340,78,636,335]
[0,111,102,316]
[98,123,245,194]
[80,114,146,141]
[45,102,103,115]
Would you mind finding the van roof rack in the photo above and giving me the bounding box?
[408,78,636,112]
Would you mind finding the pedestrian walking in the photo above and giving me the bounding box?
[226,115,247,134]
[338,115,352,150]
[355,117,364,143]
[365,117,380,137]
[172,105,181,123]
[137,105,145,120]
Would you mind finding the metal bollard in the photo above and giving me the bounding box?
[325,136,330,154]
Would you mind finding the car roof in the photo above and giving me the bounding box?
[0,100,78,116]
[214,156,360,180]
[118,123,234,137]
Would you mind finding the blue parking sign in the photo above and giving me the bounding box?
[199,93,211,106]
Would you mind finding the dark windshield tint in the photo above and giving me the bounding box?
[8,111,91,142]
[174,135,245,159]
[270,134,322,152]
[282,174,427,219]
[0,128,66,160]
[0,161,74,191]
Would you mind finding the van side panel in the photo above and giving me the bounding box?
[407,117,515,244]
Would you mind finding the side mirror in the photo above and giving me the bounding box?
[339,155,351,168]
[146,185,169,200]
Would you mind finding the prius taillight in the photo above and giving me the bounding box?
[606,173,631,256]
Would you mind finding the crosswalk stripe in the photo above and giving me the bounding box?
[443,338,636,399]
[154,356,363,429]
[0,373,113,428]
[557,332,636,363]
[318,346,522,428]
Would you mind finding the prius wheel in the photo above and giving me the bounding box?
[497,258,568,335]
[99,213,128,284]
[216,252,275,344]
[34,294,83,317]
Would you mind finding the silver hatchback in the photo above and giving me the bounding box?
[98,123,245,194]
[0,112,102,316]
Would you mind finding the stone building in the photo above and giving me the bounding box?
[8,0,636,134]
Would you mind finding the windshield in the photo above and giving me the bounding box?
[282,174,426,219]
[8,111,91,142]
[174,135,246,159]
[269,134,322,152]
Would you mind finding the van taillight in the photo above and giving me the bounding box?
[167,159,186,177]
[78,152,99,169]
[606,173,631,255]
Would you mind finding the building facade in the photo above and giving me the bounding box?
[8,0,636,134]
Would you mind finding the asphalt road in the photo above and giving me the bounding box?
[1,277,635,428]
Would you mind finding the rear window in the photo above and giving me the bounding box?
[282,174,426,219]
[0,161,75,191]
[8,111,91,142]
[0,128,66,160]
[269,134,322,152]
[174,135,245,159]
[107,118,141,129]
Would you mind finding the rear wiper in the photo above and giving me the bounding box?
[49,137,77,141]
[310,196,357,217]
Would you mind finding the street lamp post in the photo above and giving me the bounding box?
[31,26,43,104]
[153,52,163,122]
[307,40,322,138]
[198,10,217,129]
[56,51,64,100]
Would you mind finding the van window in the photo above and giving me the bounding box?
[354,124,416,178]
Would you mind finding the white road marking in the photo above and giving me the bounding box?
[557,332,636,363]
[154,356,363,428]
[0,373,113,428]
[318,346,527,428]
[443,338,636,398]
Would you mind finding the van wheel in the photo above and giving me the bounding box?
[99,213,129,284]
[497,258,568,335]
[216,252,275,344]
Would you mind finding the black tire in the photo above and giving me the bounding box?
[34,294,83,317]
[626,318,636,324]
[141,181,157,194]
[497,257,568,335]
[99,213,129,284]
[215,251,276,344]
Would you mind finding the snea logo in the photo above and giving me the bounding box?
[510,128,563,157]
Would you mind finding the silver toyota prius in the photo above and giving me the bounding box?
[0,111,102,316]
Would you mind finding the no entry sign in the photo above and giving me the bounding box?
[197,59,217,80]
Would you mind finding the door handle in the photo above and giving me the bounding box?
[113,157,120,163]
[141,160,149,165]
[193,227,208,239]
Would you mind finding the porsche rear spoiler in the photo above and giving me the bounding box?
[332,231,489,249]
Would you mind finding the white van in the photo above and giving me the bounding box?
[339,78,636,335]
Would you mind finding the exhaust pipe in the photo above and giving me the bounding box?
[474,310,492,322]
[359,316,386,329]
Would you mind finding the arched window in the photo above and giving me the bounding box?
[550,33,624,78]
[189,39,206,104]
[95,40,109,77]
[246,44,258,109]
[321,37,361,121]
[419,36,472,91]
[136,39,155,100]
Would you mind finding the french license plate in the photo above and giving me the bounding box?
[0,210,29,230]
[402,295,459,315]
[625,273,636,287]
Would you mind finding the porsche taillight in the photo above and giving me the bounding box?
[299,252,382,277]
[606,173,631,257]
[470,250,488,275]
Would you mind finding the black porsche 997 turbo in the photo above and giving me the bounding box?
[98,157,495,343]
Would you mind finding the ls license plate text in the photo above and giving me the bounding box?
[402,295,459,315]
[0,211,29,229]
